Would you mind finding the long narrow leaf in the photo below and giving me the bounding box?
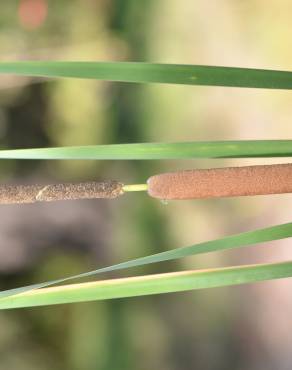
[0,222,291,299]
[0,261,291,309]
[0,141,292,160]
[1,62,292,89]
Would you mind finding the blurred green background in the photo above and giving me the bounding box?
[0,1,292,369]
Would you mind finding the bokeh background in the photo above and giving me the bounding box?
[0,1,292,369]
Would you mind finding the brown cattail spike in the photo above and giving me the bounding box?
[147,164,292,200]
[0,181,124,204]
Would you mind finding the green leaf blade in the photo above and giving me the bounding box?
[0,261,291,309]
[0,222,291,300]
[0,141,292,160]
[1,62,292,89]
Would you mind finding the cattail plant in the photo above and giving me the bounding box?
[1,163,292,204]
[0,62,291,309]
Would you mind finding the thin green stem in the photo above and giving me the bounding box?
[123,184,148,192]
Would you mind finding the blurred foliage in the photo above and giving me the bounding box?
[0,1,292,370]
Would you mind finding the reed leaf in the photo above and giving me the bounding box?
[1,62,292,89]
[0,261,291,309]
[0,222,291,300]
[0,140,291,160]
